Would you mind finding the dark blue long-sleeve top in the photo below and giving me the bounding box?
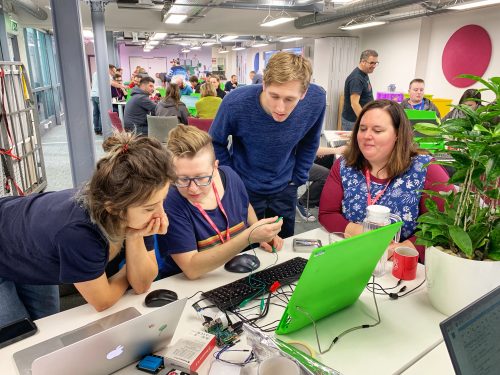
[209,83,326,195]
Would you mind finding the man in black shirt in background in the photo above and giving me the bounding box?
[341,50,379,130]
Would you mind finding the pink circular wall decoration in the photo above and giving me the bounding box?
[442,25,492,88]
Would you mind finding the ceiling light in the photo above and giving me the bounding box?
[448,0,500,10]
[220,35,238,42]
[164,14,188,24]
[147,40,160,46]
[178,41,191,46]
[339,21,387,30]
[218,46,229,54]
[181,48,190,53]
[253,42,269,48]
[82,30,94,39]
[190,45,201,50]
[280,36,303,42]
[232,45,246,51]
[202,41,216,46]
[151,32,167,40]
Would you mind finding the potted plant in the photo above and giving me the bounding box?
[413,74,500,316]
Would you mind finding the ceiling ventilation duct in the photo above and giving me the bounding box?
[294,0,428,29]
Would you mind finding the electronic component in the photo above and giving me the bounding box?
[136,354,164,374]
[204,317,242,347]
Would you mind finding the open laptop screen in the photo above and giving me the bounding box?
[440,286,500,375]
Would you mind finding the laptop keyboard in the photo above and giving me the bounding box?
[202,257,308,311]
[432,152,454,162]
[327,139,348,148]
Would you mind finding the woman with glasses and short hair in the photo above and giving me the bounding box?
[156,125,283,280]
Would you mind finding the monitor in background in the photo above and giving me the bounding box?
[404,109,445,152]
[440,285,500,375]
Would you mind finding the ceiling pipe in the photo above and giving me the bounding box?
[10,0,48,20]
[294,0,428,29]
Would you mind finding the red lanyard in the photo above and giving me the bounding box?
[365,169,391,206]
[194,182,230,244]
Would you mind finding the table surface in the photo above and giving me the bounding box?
[0,228,451,375]
[401,342,454,374]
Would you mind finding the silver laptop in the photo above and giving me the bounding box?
[440,285,500,375]
[14,299,186,375]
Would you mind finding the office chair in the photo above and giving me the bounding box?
[187,117,213,132]
[107,110,123,132]
[147,115,179,142]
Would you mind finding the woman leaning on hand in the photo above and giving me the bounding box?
[319,100,455,262]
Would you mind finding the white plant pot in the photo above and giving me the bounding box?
[425,246,500,316]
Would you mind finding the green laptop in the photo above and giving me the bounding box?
[276,222,403,335]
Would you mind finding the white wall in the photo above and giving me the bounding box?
[359,7,499,103]
[360,18,422,95]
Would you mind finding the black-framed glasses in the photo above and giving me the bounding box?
[174,169,214,188]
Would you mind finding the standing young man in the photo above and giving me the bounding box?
[209,52,326,238]
[341,49,379,130]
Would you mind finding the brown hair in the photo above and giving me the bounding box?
[163,83,181,106]
[409,78,425,88]
[359,50,378,62]
[189,75,199,84]
[459,89,481,104]
[79,132,176,242]
[167,125,214,160]
[263,52,312,93]
[344,100,418,179]
[200,82,216,97]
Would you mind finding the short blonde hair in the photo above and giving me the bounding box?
[200,82,216,97]
[263,52,312,93]
[167,125,214,160]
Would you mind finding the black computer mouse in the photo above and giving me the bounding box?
[144,289,178,307]
[224,254,260,273]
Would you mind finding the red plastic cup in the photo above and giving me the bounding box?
[392,246,419,280]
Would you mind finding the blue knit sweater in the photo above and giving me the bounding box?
[209,84,326,195]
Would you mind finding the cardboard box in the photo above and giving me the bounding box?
[165,330,216,373]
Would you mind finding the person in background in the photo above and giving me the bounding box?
[441,89,481,121]
[175,76,193,96]
[189,75,201,93]
[296,145,348,222]
[341,50,379,131]
[400,79,441,117]
[210,52,326,238]
[195,83,222,119]
[209,75,226,99]
[124,76,156,135]
[91,64,126,135]
[249,70,262,84]
[156,125,283,279]
[319,100,454,262]
[155,72,168,88]
[128,74,142,89]
[155,83,189,125]
[224,74,238,93]
[0,132,176,327]
[111,73,126,101]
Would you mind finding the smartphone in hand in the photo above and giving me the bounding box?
[0,317,38,349]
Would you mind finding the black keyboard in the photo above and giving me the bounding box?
[202,257,308,311]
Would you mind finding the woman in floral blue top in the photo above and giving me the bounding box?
[319,100,454,262]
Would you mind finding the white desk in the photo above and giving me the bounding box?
[112,99,126,121]
[0,228,448,375]
[401,342,454,374]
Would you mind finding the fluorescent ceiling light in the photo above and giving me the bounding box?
[252,42,269,48]
[280,36,303,42]
[178,41,191,46]
[202,41,216,46]
[339,20,387,30]
[220,35,238,42]
[218,47,229,54]
[147,40,160,46]
[151,32,167,40]
[164,14,188,24]
[448,0,500,10]
[190,45,201,50]
[181,48,190,53]
[232,46,246,51]
[82,30,94,39]
[261,16,295,27]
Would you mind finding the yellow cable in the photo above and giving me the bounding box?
[281,340,316,358]
[19,66,30,100]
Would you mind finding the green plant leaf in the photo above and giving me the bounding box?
[449,226,473,258]
[448,152,471,166]
[413,123,442,136]
[458,74,496,92]
[487,224,500,260]
[445,141,467,149]
[424,198,438,213]
[468,224,490,251]
[449,168,468,184]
